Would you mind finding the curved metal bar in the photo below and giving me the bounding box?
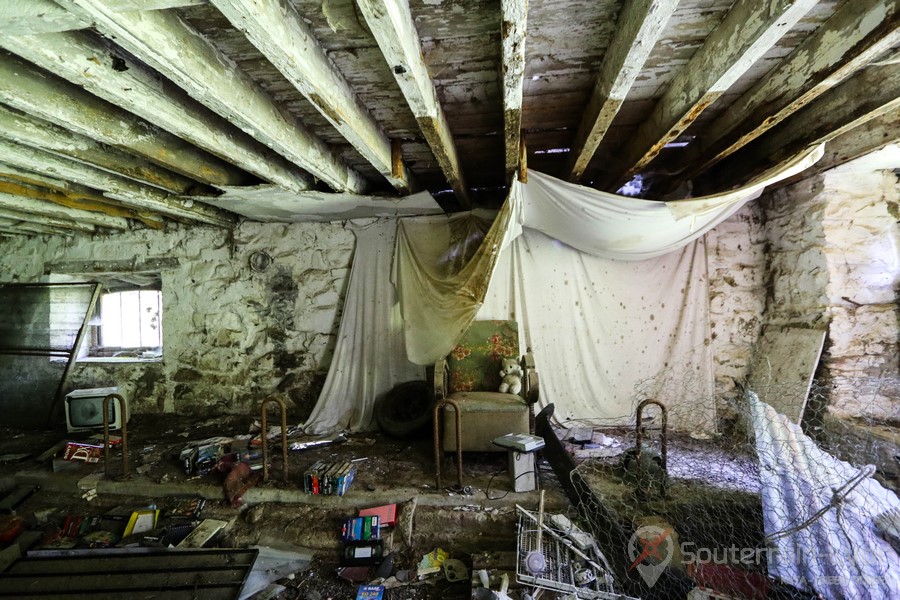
[260,396,289,482]
[103,393,129,479]
[635,398,667,469]
[433,398,463,490]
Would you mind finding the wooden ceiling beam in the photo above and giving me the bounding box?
[0,177,164,229]
[0,30,312,192]
[0,103,204,195]
[0,1,207,36]
[501,0,528,183]
[57,0,366,193]
[700,63,900,192]
[566,0,677,182]
[0,138,235,227]
[0,220,74,237]
[0,206,97,234]
[605,0,820,190]
[0,187,129,230]
[355,0,471,207]
[0,51,248,188]
[689,0,900,177]
[211,0,412,193]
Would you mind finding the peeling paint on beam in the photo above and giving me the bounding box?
[695,0,900,175]
[608,0,820,189]
[0,220,73,237]
[57,0,366,193]
[501,0,527,182]
[211,0,411,192]
[0,206,97,234]
[356,0,471,207]
[0,0,88,35]
[0,103,205,195]
[0,30,312,193]
[0,51,247,188]
[566,0,677,182]
[0,138,235,227]
[0,188,129,230]
[0,178,163,229]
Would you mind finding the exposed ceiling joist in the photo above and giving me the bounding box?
[704,63,900,191]
[690,0,900,176]
[56,0,367,193]
[0,0,206,35]
[0,103,202,195]
[0,206,97,234]
[0,51,248,189]
[356,0,471,208]
[0,30,313,193]
[0,138,234,227]
[566,0,677,182]
[0,189,130,230]
[0,178,163,228]
[211,0,412,193]
[501,0,527,182]
[0,220,73,237]
[606,0,820,189]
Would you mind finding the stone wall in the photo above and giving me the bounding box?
[761,168,900,423]
[0,221,356,418]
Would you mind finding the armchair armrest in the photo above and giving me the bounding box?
[434,358,449,403]
[521,350,539,405]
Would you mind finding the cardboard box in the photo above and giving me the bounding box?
[63,442,103,463]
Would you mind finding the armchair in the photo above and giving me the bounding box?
[434,320,539,452]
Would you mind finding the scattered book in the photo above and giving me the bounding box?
[359,504,396,527]
[356,585,385,599]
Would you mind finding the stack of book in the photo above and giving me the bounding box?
[303,460,356,496]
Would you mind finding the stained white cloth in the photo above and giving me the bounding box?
[479,230,714,433]
[750,392,900,599]
[303,219,422,434]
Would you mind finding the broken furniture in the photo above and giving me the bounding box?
[259,396,288,482]
[621,399,668,498]
[434,320,539,453]
[103,393,130,478]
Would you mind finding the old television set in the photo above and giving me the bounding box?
[65,387,130,433]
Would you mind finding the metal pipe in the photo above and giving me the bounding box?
[433,398,463,489]
[102,393,129,478]
[260,396,288,482]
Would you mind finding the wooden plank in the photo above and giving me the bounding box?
[606,0,821,189]
[748,326,827,424]
[0,569,248,593]
[0,140,233,227]
[0,220,71,237]
[0,51,247,189]
[695,0,900,175]
[210,0,411,192]
[57,0,367,193]
[356,0,471,207]
[0,30,312,193]
[0,206,96,234]
[501,0,527,182]
[0,190,129,230]
[566,0,678,182]
[701,63,900,192]
[0,1,88,35]
[0,104,203,195]
[176,518,229,548]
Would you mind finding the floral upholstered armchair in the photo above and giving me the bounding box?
[434,320,539,451]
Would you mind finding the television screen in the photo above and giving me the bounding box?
[65,387,126,431]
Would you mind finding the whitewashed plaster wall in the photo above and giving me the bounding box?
[763,168,900,422]
[0,221,356,417]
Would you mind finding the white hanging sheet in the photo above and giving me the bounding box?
[479,230,714,433]
[304,219,422,434]
[749,392,900,599]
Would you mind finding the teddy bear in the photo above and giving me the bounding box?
[498,357,523,395]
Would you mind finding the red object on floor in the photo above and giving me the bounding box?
[359,504,397,527]
[222,462,261,508]
[0,514,24,543]
[688,562,770,600]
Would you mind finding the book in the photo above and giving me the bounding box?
[359,504,396,527]
[123,509,159,537]
[356,585,384,599]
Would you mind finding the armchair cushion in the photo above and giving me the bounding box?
[447,320,520,394]
[442,392,530,452]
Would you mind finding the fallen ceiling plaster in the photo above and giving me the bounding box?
[202,187,444,222]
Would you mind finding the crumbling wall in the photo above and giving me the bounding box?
[761,168,900,423]
[707,203,768,417]
[0,221,356,417]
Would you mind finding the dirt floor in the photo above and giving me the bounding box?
[0,414,568,600]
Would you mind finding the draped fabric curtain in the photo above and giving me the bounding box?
[303,219,422,434]
[304,146,822,433]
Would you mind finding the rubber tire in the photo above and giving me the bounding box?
[375,380,433,439]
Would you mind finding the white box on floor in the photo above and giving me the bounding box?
[508,449,536,492]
